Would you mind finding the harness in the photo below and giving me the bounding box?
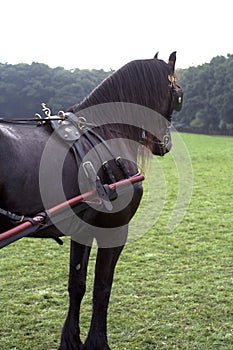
[0,76,183,247]
[0,104,143,247]
[45,106,134,210]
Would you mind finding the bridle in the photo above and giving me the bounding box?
[168,74,183,116]
[141,75,183,155]
[159,75,183,153]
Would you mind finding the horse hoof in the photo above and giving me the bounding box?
[58,342,84,350]
[83,341,111,350]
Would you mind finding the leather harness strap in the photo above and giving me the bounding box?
[0,106,139,227]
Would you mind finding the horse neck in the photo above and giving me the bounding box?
[95,122,141,164]
[73,99,145,165]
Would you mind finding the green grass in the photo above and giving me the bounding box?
[0,133,233,349]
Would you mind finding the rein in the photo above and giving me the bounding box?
[0,103,66,125]
[0,117,62,124]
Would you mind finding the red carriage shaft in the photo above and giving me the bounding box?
[0,174,144,243]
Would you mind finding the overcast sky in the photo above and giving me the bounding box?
[0,0,232,71]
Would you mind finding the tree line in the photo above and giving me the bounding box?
[0,62,110,118]
[176,53,233,135]
[0,55,233,135]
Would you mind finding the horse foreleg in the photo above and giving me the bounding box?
[84,245,124,350]
[58,240,92,350]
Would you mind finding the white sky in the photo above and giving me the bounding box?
[0,0,232,71]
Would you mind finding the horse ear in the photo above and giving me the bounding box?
[168,51,177,72]
[154,52,159,59]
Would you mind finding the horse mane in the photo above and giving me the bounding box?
[67,58,171,172]
[68,58,170,113]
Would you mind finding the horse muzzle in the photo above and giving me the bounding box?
[151,130,172,156]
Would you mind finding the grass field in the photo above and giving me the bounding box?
[0,133,233,350]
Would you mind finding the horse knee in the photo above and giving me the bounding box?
[68,281,86,299]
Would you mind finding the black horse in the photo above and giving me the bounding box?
[0,52,183,350]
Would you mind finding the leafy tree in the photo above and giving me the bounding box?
[177,54,233,135]
[0,63,110,118]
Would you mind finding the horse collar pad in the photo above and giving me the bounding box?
[50,112,84,142]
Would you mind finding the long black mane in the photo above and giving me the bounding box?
[69,58,171,115]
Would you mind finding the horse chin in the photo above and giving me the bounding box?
[158,149,167,157]
[152,143,172,157]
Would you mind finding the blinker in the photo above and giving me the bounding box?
[167,75,183,112]
[170,82,183,112]
[173,85,183,111]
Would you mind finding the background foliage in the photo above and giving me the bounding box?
[176,54,233,135]
[0,62,110,117]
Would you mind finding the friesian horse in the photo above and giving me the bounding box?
[0,52,183,350]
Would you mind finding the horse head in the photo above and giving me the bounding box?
[69,52,183,158]
[143,51,183,156]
